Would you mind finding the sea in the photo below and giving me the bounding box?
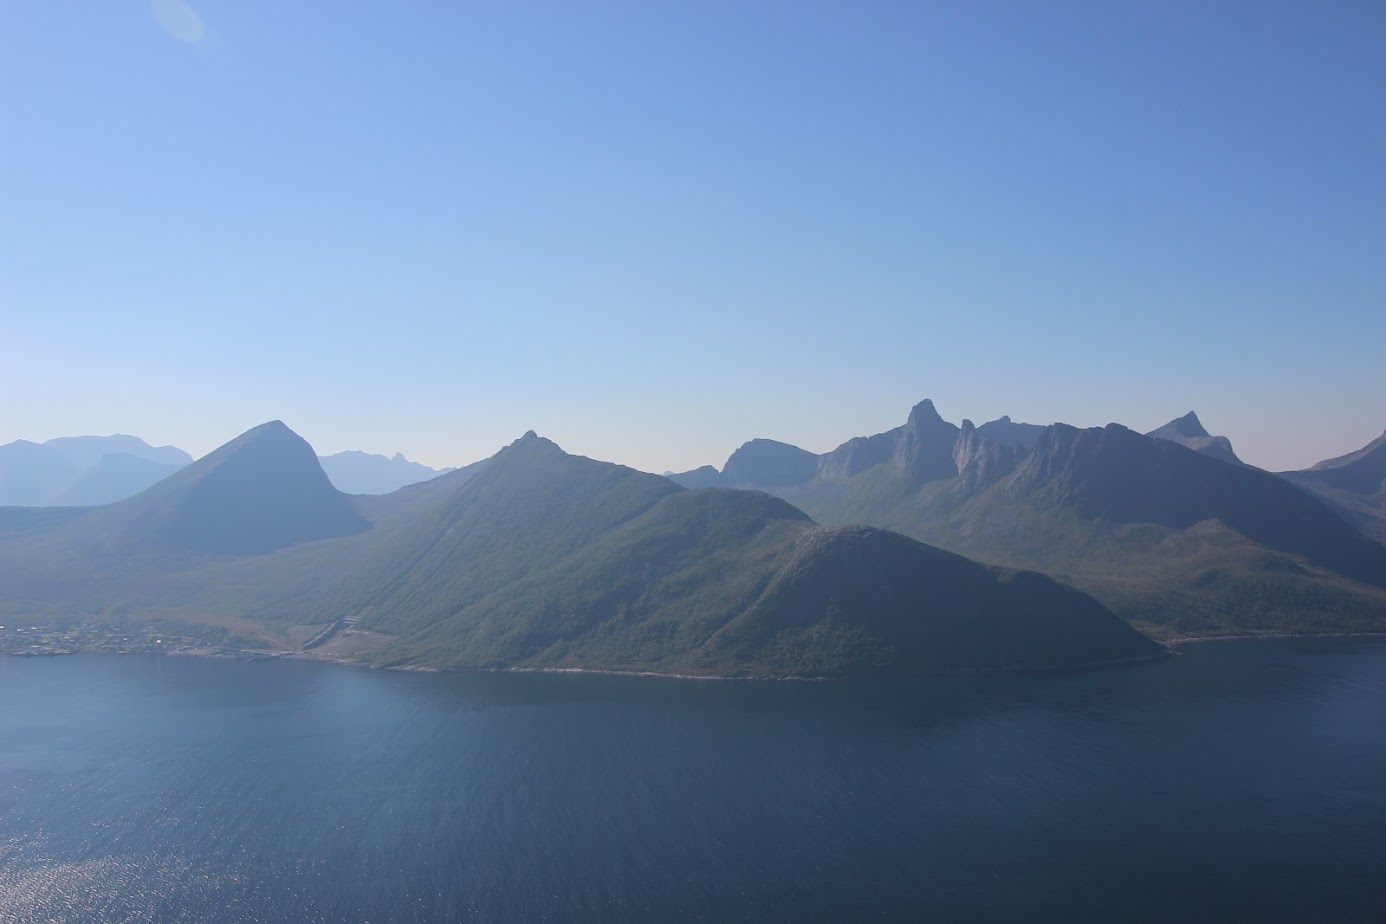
[2,638,1384,922]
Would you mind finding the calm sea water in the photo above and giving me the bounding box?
[2,639,1384,922]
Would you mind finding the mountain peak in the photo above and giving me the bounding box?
[907,398,943,424]
[1171,411,1209,438]
[115,420,367,554]
[1144,412,1242,466]
[721,439,818,487]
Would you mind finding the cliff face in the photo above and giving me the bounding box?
[819,399,960,483]
[952,420,1024,494]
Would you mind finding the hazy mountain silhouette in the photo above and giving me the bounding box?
[1145,412,1244,466]
[1282,428,1386,543]
[43,434,191,469]
[0,434,191,506]
[665,464,722,489]
[100,420,369,555]
[1301,429,1386,491]
[0,441,79,506]
[318,450,455,495]
[53,454,187,506]
[721,439,821,487]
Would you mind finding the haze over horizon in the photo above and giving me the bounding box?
[3,2,1383,474]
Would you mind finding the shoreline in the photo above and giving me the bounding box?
[18,633,1386,681]
[1162,630,1386,647]
[145,645,1173,683]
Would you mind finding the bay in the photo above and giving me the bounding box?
[2,639,1385,922]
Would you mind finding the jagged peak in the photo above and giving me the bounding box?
[1147,411,1210,439]
[906,398,944,425]
[1172,411,1209,437]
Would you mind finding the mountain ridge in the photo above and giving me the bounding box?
[0,420,1164,677]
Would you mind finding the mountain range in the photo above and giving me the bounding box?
[317,450,456,495]
[0,435,192,506]
[0,436,453,505]
[0,421,1162,676]
[670,401,1386,639]
[3,401,1383,676]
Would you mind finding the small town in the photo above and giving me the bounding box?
[0,620,253,657]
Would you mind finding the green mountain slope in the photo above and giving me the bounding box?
[359,444,1160,675]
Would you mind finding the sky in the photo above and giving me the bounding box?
[2,1,1383,474]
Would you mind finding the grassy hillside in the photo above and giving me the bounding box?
[372,484,1160,676]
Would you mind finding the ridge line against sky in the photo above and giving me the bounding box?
[2,1,1383,474]
[4,399,1382,478]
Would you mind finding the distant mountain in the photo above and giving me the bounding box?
[0,424,1161,677]
[976,415,1046,449]
[706,400,1386,639]
[43,434,191,470]
[721,439,820,487]
[0,434,191,506]
[1145,412,1244,466]
[1281,428,1386,543]
[112,421,371,555]
[665,465,722,489]
[0,440,79,506]
[53,454,187,506]
[318,450,454,495]
[1303,429,1386,488]
[819,399,959,482]
[669,400,961,489]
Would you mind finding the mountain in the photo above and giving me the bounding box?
[0,440,79,506]
[665,465,722,489]
[1145,412,1244,466]
[52,454,187,506]
[0,435,191,506]
[43,434,191,469]
[819,399,959,482]
[1281,428,1386,543]
[1302,428,1386,489]
[721,439,820,487]
[0,424,1162,677]
[976,415,1046,449]
[318,450,455,495]
[111,420,370,554]
[710,401,1386,640]
[350,433,1160,674]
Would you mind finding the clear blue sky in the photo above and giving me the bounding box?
[3,1,1383,473]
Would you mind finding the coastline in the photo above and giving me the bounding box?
[165,645,1172,682]
[25,633,1386,681]
[1163,630,1386,647]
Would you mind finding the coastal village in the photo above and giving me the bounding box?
[0,620,259,658]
